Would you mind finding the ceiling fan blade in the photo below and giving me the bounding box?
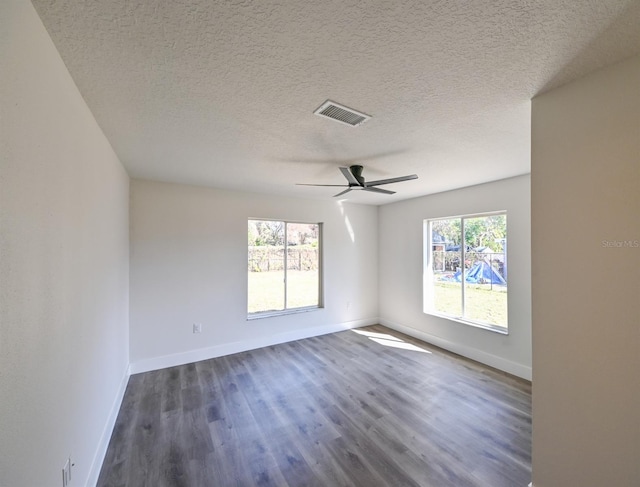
[296,183,349,187]
[365,174,418,186]
[333,188,353,197]
[363,186,395,195]
[340,166,360,185]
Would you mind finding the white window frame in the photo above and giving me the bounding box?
[423,211,508,334]
[247,219,323,319]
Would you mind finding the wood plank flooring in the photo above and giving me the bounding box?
[97,325,531,486]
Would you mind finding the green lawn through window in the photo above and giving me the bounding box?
[248,270,319,314]
[434,281,507,328]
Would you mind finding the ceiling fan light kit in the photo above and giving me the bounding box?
[297,165,418,197]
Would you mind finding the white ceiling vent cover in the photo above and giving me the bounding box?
[313,100,371,127]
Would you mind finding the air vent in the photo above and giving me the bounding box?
[313,100,371,127]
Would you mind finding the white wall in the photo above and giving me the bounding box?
[0,2,130,486]
[130,180,378,372]
[531,56,640,487]
[378,175,532,379]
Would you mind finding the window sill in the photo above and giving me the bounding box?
[424,311,508,335]
[247,305,322,321]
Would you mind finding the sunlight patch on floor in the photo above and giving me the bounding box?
[352,329,431,354]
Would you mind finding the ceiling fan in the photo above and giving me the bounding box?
[297,165,418,197]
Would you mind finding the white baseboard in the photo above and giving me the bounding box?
[380,318,532,380]
[86,365,130,487]
[130,318,376,374]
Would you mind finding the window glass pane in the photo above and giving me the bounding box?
[462,216,507,328]
[286,223,320,309]
[431,218,462,317]
[248,220,285,313]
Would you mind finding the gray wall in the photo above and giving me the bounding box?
[531,55,639,486]
[129,179,379,372]
[378,175,532,379]
[0,2,130,486]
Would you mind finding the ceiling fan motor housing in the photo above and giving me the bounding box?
[350,165,365,186]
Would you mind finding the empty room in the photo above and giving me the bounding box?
[1,1,638,486]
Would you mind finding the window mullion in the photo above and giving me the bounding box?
[461,218,466,320]
[283,222,288,310]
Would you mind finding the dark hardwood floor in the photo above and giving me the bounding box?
[97,325,531,487]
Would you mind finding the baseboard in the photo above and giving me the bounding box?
[86,364,131,487]
[380,318,532,380]
[130,318,376,374]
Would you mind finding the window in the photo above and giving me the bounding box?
[424,212,508,333]
[248,220,322,317]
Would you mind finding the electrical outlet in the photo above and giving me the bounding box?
[62,458,71,487]
[193,322,202,334]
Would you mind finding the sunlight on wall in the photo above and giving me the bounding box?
[337,200,355,243]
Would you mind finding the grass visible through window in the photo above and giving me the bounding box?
[248,270,319,314]
[434,281,507,328]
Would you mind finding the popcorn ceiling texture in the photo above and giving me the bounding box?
[32,0,640,203]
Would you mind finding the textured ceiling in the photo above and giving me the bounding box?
[32,0,640,204]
